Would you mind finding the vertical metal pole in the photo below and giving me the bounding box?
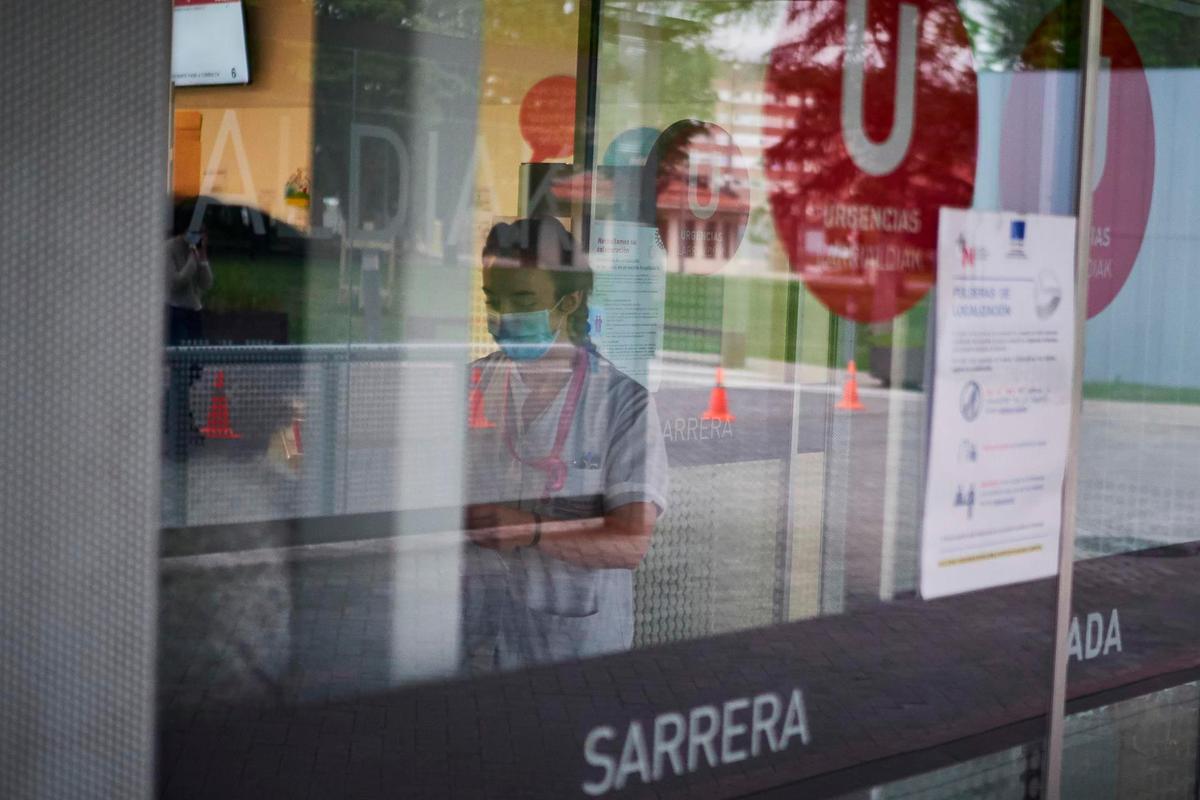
[820,320,857,614]
[1193,689,1200,799]
[1044,0,1102,793]
[323,357,341,516]
[781,280,807,619]
[879,314,909,600]
[573,0,601,249]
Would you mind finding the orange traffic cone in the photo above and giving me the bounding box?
[468,367,495,429]
[200,370,241,439]
[835,360,865,411]
[701,367,736,422]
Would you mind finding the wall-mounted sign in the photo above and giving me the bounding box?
[1001,6,1154,318]
[1068,608,1123,662]
[921,208,1076,599]
[588,218,665,390]
[648,120,750,275]
[519,75,577,162]
[582,688,810,796]
[171,0,250,87]
[601,127,661,169]
[764,0,978,322]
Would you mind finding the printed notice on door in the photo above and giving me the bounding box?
[588,219,666,390]
[921,208,1076,599]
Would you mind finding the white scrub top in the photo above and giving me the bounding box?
[463,347,669,669]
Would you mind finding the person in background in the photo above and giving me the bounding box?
[166,201,213,345]
[164,201,213,458]
[463,216,668,670]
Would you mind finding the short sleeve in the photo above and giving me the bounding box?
[603,379,669,516]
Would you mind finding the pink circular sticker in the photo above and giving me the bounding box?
[649,120,750,274]
[1002,7,1154,318]
[519,76,577,163]
[764,0,978,323]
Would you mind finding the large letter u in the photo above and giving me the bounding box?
[841,0,919,176]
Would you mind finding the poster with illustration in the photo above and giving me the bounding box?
[921,208,1076,599]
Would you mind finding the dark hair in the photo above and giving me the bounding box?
[171,199,201,238]
[482,217,594,348]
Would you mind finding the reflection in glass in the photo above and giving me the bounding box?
[463,217,668,670]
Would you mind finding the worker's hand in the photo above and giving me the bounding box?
[465,503,536,551]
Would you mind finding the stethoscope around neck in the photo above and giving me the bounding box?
[498,346,589,500]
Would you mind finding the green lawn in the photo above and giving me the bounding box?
[205,253,403,344]
[1082,381,1200,405]
[207,255,1200,405]
[663,272,863,366]
[205,252,936,372]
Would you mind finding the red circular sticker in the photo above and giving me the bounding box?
[1002,7,1154,318]
[649,120,751,274]
[764,0,978,322]
[519,76,577,163]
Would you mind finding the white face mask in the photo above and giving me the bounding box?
[486,296,567,360]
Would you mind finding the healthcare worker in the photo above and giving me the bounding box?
[463,216,668,670]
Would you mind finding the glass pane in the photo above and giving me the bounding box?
[1065,0,1200,793]
[1064,683,1200,797]
[158,0,1085,797]
[834,744,1042,799]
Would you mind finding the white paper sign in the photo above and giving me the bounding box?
[588,220,666,390]
[920,208,1077,599]
[171,0,250,87]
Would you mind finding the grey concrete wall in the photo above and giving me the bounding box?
[0,1,167,797]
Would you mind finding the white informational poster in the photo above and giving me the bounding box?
[588,220,666,390]
[171,0,250,87]
[920,208,1077,600]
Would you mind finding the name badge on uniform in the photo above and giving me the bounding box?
[571,451,602,470]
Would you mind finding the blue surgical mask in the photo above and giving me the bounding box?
[488,298,566,361]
